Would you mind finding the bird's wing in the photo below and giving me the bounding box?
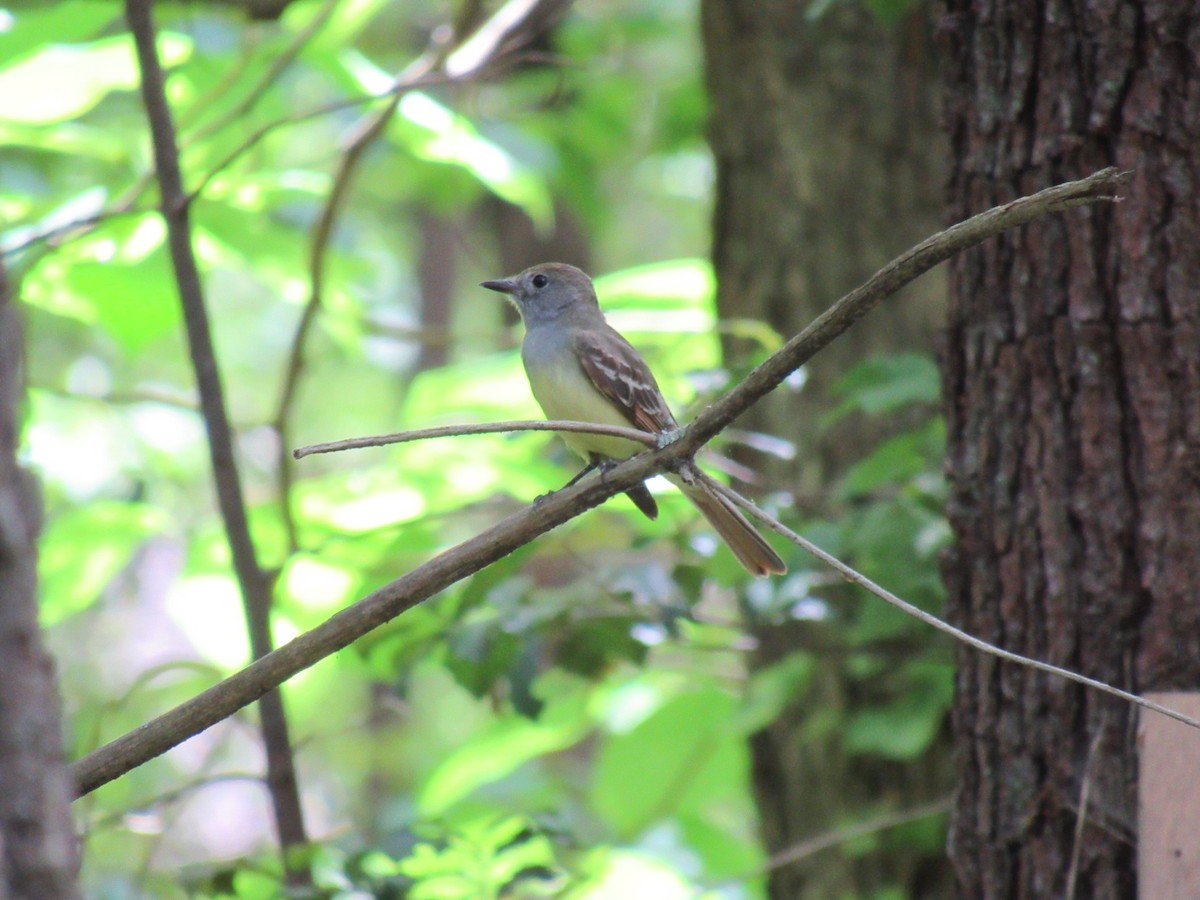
[574,327,678,435]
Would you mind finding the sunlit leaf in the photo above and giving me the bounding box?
[417,685,591,816]
[281,554,357,615]
[164,573,251,670]
[0,33,192,124]
[389,91,553,229]
[591,685,744,837]
[571,848,696,900]
[39,502,167,624]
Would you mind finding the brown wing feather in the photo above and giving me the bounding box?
[574,328,678,434]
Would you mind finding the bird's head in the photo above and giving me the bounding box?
[481,262,599,326]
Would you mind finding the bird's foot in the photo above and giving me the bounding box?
[655,427,685,449]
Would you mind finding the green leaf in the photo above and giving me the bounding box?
[594,258,714,312]
[591,685,742,837]
[405,352,537,422]
[824,352,940,425]
[417,681,592,816]
[844,661,953,760]
[396,816,560,900]
[39,502,167,625]
[866,0,915,26]
[736,651,815,734]
[0,2,119,63]
[0,33,192,124]
[836,419,945,499]
[381,89,553,229]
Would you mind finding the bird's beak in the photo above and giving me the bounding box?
[480,278,517,294]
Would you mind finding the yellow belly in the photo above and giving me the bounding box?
[524,350,646,461]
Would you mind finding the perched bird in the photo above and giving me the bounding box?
[482,262,786,576]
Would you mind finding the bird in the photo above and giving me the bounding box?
[482,262,786,576]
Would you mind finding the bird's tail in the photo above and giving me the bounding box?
[670,467,786,577]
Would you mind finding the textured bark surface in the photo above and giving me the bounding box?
[702,2,950,897]
[941,1,1200,896]
[0,262,80,898]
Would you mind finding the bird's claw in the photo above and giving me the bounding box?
[655,427,684,450]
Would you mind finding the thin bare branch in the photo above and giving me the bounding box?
[723,797,954,884]
[271,0,574,553]
[1066,717,1108,900]
[673,167,1132,455]
[293,419,655,458]
[702,472,1200,732]
[181,0,341,145]
[124,0,310,880]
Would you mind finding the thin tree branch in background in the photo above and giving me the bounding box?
[726,797,954,885]
[0,233,81,900]
[293,418,656,458]
[673,167,1132,456]
[180,0,341,144]
[71,168,1130,796]
[185,84,432,204]
[1065,718,1108,900]
[271,64,424,552]
[703,472,1200,731]
[123,0,311,887]
[271,0,575,553]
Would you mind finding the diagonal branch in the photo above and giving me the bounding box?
[124,0,310,883]
[699,472,1200,732]
[72,167,1131,796]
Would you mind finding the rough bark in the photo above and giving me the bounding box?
[0,261,80,898]
[941,1,1200,896]
[702,1,951,896]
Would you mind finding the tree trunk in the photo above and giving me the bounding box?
[0,261,80,899]
[941,2,1200,896]
[701,2,950,897]
[703,0,946,494]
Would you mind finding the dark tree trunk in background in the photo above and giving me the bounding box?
[942,2,1200,896]
[703,0,946,494]
[702,2,949,897]
[0,261,80,898]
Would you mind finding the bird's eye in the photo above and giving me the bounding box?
[531,273,549,289]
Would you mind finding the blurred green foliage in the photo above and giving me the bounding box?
[3,1,948,896]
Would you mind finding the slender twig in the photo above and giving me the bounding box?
[271,57,432,552]
[180,0,341,145]
[71,169,1134,796]
[2,207,150,259]
[184,84,435,204]
[717,796,953,885]
[124,0,311,883]
[702,472,1200,732]
[1066,717,1108,900]
[293,419,655,458]
[271,0,576,552]
[671,167,1131,456]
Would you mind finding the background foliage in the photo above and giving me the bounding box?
[2,1,950,896]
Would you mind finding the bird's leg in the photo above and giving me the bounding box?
[654,426,685,449]
[532,458,600,507]
[564,458,602,488]
[595,456,658,520]
[595,457,619,480]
